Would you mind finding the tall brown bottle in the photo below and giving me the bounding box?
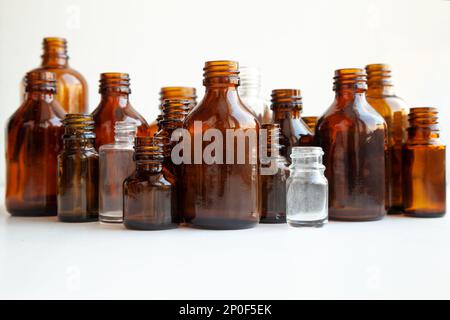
[148,87,197,136]
[315,68,387,221]
[366,64,408,213]
[403,107,446,217]
[25,37,88,113]
[271,89,314,162]
[6,71,65,216]
[181,61,260,229]
[91,73,149,149]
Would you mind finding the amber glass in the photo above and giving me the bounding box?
[181,60,260,230]
[123,137,177,230]
[6,71,65,216]
[403,108,446,217]
[91,73,149,149]
[260,123,289,223]
[315,68,387,221]
[24,37,88,113]
[366,64,408,213]
[302,116,318,133]
[57,114,99,222]
[148,87,197,136]
[271,89,314,162]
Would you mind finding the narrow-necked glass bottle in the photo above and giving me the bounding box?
[58,114,99,222]
[24,37,88,113]
[123,137,177,230]
[260,123,289,223]
[239,66,272,124]
[315,68,387,221]
[6,71,65,216]
[271,89,314,163]
[302,116,319,134]
[148,87,197,136]
[287,147,328,227]
[403,107,446,217]
[91,73,149,149]
[99,121,137,223]
[366,64,408,214]
[181,60,260,230]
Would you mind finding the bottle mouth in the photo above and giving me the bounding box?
[291,146,324,157]
[159,87,197,101]
[408,107,439,126]
[99,73,131,94]
[365,64,392,86]
[25,71,57,93]
[134,137,164,163]
[239,66,261,89]
[42,37,68,59]
[203,60,240,85]
[114,121,137,136]
[63,113,96,139]
[333,68,367,91]
[271,89,303,108]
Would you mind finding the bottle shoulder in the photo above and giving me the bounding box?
[366,95,408,115]
[124,172,173,188]
[7,99,65,128]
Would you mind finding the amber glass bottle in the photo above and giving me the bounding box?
[315,69,387,221]
[57,114,99,222]
[148,87,197,136]
[271,89,314,162]
[302,116,319,133]
[260,123,289,223]
[91,73,149,149]
[6,71,65,216]
[24,37,88,113]
[403,107,446,217]
[181,60,260,230]
[366,64,408,213]
[123,137,177,230]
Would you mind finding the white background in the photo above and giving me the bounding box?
[0,0,450,300]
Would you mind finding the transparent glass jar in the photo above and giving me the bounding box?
[286,147,328,227]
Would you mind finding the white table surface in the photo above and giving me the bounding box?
[0,187,449,300]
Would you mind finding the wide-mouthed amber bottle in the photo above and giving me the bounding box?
[57,114,99,222]
[366,64,408,213]
[302,116,318,133]
[181,60,260,229]
[24,37,88,113]
[123,137,177,230]
[6,71,65,216]
[271,89,314,162]
[148,87,197,136]
[315,69,387,221]
[91,73,149,149]
[403,107,446,217]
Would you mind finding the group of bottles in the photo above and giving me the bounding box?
[5,37,446,232]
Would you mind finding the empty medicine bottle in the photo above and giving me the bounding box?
[148,87,197,137]
[23,37,88,113]
[271,89,314,162]
[403,107,446,217]
[366,64,408,214]
[99,121,137,223]
[260,123,289,223]
[6,71,65,216]
[91,73,149,149]
[239,66,272,124]
[57,114,99,222]
[181,60,260,230]
[315,68,387,221]
[302,116,318,134]
[123,137,177,230]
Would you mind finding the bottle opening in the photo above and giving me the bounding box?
[333,68,367,91]
[25,71,57,93]
[160,87,197,102]
[365,63,392,86]
[99,73,131,94]
[271,89,303,109]
[134,136,164,163]
[63,114,96,139]
[203,60,240,86]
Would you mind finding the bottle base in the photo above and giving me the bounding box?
[404,211,446,218]
[387,206,404,215]
[8,210,57,217]
[287,217,327,228]
[188,218,258,230]
[99,213,123,224]
[58,215,99,223]
[124,221,178,231]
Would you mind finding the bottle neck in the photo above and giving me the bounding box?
[334,89,368,110]
[135,162,162,173]
[290,148,325,172]
[27,91,56,102]
[272,106,301,119]
[407,108,440,144]
[41,38,69,68]
[367,84,396,96]
[100,93,130,108]
[42,54,68,68]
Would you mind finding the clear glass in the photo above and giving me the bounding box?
[99,121,137,223]
[286,147,328,227]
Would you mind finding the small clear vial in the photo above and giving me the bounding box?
[99,121,137,223]
[286,147,328,227]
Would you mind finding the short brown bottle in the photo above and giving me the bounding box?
[123,136,177,230]
[148,87,197,136]
[271,89,314,162]
[315,68,387,221]
[25,37,88,114]
[57,114,99,222]
[91,73,149,149]
[403,107,446,217]
[302,116,319,133]
[6,71,65,216]
[366,64,408,214]
[181,60,260,230]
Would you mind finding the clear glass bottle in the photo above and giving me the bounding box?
[58,114,99,222]
[260,123,289,223]
[286,147,328,227]
[99,121,137,223]
[239,66,272,124]
[403,107,446,217]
